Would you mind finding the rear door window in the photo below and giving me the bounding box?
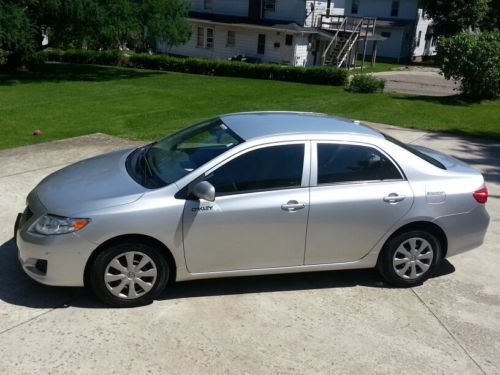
[317,143,403,184]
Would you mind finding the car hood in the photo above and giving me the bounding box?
[34,148,147,216]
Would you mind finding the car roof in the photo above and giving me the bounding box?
[220,112,383,141]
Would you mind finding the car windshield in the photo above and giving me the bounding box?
[146,118,243,186]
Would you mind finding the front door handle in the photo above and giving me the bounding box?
[281,200,306,211]
[383,193,406,203]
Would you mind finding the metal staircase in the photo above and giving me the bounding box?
[319,15,376,68]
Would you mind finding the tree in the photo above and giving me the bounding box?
[422,0,490,37]
[0,0,37,67]
[42,0,191,50]
[482,0,500,31]
[437,31,500,99]
[1,0,191,67]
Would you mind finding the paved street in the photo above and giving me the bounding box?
[0,127,498,374]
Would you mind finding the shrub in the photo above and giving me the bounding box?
[37,49,349,86]
[437,31,500,99]
[348,74,385,93]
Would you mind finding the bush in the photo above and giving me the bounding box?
[437,31,500,99]
[37,49,349,86]
[348,74,385,93]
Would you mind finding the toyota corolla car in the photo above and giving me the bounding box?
[15,112,490,307]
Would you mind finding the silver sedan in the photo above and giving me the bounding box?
[15,112,490,307]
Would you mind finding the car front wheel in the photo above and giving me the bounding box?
[90,242,169,307]
[377,230,441,287]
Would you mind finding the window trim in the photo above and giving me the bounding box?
[310,141,406,187]
[186,141,310,199]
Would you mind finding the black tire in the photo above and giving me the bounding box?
[89,242,169,307]
[377,230,441,287]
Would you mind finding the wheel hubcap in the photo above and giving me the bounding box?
[104,251,158,299]
[392,237,434,280]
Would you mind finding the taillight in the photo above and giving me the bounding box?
[473,187,488,204]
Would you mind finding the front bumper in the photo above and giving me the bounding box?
[17,224,96,287]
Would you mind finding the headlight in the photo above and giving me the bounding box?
[30,215,91,235]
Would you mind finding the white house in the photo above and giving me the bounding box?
[157,0,435,66]
[158,0,347,67]
[344,0,437,61]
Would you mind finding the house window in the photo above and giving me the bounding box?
[206,28,214,48]
[196,27,204,47]
[227,30,235,47]
[351,0,359,14]
[285,34,293,46]
[197,27,214,48]
[264,0,276,12]
[381,31,391,38]
[391,0,400,17]
[204,0,213,10]
[416,30,422,47]
[257,34,266,54]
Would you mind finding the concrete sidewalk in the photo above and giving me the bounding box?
[0,129,498,374]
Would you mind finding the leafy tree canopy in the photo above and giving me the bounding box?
[1,0,191,67]
[422,0,495,37]
[437,31,500,99]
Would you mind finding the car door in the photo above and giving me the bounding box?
[305,141,414,264]
[183,142,310,273]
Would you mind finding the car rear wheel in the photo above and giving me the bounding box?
[90,242,169,307]
[377,230,441,287]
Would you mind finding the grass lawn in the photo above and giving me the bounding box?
[0,62,498,150]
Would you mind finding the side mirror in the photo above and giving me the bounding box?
[192,181,216,202]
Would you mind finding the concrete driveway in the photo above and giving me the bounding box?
[372,68,460,97]
[0,128,499,374]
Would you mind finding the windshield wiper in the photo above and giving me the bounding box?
[138,143,156,186]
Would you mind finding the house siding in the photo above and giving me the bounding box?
[159,23,297,64]
[262,0,306,24]
[190,0,249,17]
[344,0,418,19]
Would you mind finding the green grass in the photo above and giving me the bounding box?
[0,62,499,150]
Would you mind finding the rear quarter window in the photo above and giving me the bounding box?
[383,134,446,170]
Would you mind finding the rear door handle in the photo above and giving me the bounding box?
[281,200,306,211]
[383,194,406,203]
